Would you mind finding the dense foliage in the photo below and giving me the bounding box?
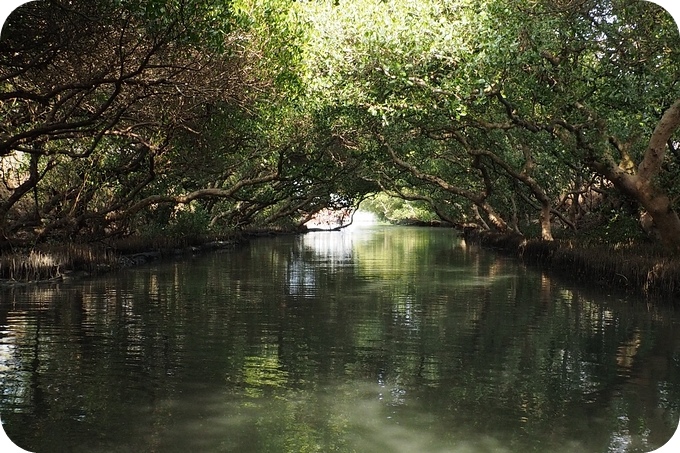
[1,0,679,249]
[299,0,680,247]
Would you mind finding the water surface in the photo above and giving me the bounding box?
[1,227,679,452]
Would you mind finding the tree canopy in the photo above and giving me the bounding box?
[1,0,679,249]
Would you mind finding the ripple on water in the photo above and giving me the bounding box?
[0,228,679,453]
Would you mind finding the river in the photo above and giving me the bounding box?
[1,226,679,452]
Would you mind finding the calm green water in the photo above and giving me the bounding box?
[1,226,679,453]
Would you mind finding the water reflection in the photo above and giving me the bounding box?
[1,226,679,453]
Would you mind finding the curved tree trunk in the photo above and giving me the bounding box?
[380,136,509,233]
[593,99,680,251]
[473,149,553,240]
[0,153,42,240]
[539,198,553,241]
[478,200,509,233]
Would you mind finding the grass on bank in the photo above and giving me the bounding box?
[0,232,245,283]
[0,244,119,282]
[468,231,680,301]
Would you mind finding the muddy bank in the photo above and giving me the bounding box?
[464,230,680,303]
[0,233,247,285]
[0,223,322,286]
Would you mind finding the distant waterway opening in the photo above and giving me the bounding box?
[303,208,378,230]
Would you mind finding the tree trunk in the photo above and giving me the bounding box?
[595,158,680,249]
[472,205,491,230]
[593,99,680,251]
[648,203,680,249]
[380,136,509,233]
[0,153,40,237]
[471,148,552,240]
[479,200,509,233]
[539,199,553,241]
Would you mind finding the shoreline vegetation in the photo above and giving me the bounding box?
[0,226,307,286]
[1,225,678,303]
[0,233,247,286]
[464,230,680,303]
[2,2,679,306]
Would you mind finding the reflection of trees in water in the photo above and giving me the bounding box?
[299,231,355,265]
[285,258,316,297]
[0,231,679,452]
[286,230,679,452]
[285,232,356,297]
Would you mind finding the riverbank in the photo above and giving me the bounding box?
[3,227,679,303]
[0,232,247,285]
[465,230,680,302]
